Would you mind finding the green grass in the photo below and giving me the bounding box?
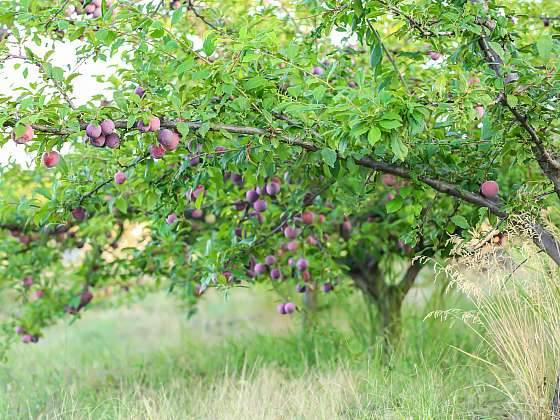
[0,287,505,419]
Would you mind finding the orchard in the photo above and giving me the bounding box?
[1,0,560,411]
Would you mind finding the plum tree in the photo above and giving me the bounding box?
[0,0,559,360]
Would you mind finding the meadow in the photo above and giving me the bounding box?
[0,285,507,419]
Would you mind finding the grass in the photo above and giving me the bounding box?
[0,286,505,419]
[447,234,560,419]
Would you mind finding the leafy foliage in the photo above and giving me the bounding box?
[0,0,559,352]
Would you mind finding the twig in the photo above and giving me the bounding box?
[78,154,148,205]
[367,21,410,93]
[4,54,76,110]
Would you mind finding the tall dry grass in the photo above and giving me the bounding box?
[438,217,560,418]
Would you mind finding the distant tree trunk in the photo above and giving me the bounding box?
[302,282,317,333]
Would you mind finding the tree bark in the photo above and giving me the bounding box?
[376,287,404,346]
[348,257,424,348]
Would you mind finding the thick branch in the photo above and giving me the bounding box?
[4,117,560,265]
[396,258,424,295]
[14,118,506,216]
[349,258,382,301]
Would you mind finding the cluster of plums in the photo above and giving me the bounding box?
[9,229,39,245]
[276,301,296,315]
[86,120,120,148]
[21,276,45,299]
[16,278,93,343]
[182,173,340,308]
[12,84,182,171]
[66,0,116,19]
[242,176,282,217]
[15,326,39,344]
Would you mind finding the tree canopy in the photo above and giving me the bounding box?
[0,0,559,352]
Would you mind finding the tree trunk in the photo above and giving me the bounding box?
[376,288,404,346]
[302,283,318,334]
[349,258,424,349]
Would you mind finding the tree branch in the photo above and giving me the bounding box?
[349,257,382,301]
[4,116,560,265]
[477,29,560,195]
[396,258,424,295]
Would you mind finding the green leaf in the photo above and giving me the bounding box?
[51,66,64,83]
[451,215,469,229]
[369,41,383,70]
[379,119,402,130]
[506,95,518,107]
[95,29,108,43]
[367,126,381,145]
[14,125,26,137]
[390,135,408,160]
[536,36,553,60]
[244,76,268,90]
[283,102,322,113]
[353,0,364,15]
[321,148,337,167]
[203,32,217,56]
[113,91,128,111]
[115,197,127,214]
[399,186,412,199]
[386,196,403,213]
[145,191,159,210]
[195,190,204,208]
[176,122,190,137]
[171,8,183,25]
[488,41,506,62]
[326,61,338,80]
[192,69,210,80]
